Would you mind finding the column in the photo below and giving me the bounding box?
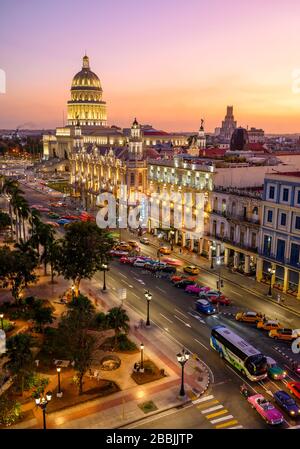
[256,257,263,282]
[198,238,203,255]
[175,230,179,244]
[282,267,289,293]
[224,247,229,266]
[190,238,194,252]
[216,243,221,258]
[181,232,186,248]
[297,273,300,300]
[233,251,240,269]
[244,255,250,274]
[208,244,213,261]
[147,219,151,233]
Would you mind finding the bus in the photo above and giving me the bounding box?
[210,325,268,381]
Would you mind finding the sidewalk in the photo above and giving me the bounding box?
[142,232,300,317]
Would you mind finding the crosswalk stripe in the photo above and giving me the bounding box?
[201,404,223,414]
[193,394,214,405]
[211,414,234,424]
[206,409,228,419]
[197,400,219,410]
[215,419,238,429]
[229,425,243,429]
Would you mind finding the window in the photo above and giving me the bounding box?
[138,173,143,186]
[268,185,275,199]
[297,190,300,205]
[296,216,300,230]
[276,239,285,262]
[280,213,287,226]
[282,188,289,202]
[130,173,135,186]
[263,235,272,257]
[267,210,273,223]
[290,243,300,266]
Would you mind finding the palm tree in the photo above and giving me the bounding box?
[5,333,34,395]
[38,223,55,276]
[106,307,130,349]
[0,177,19,240]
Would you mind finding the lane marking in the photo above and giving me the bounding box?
[160,313,173,324]
[131,293,139,299]
[229,425,243,429]
[192,394,214,405]
[194,338,209,351]
[174,314,191,328]
[118,272,127,278]
[121,280,133,288]
[188,311,205,324]
[211,414,234,424]
[215,419,238,429]
[201,404,223,414]
[175,308,188,318]
[232,291,242,297]
[196,400,219,410]
[155,286,166,293]
[206,409,228,419]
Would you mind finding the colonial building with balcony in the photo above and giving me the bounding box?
[257,171,300,299]
[147,155,214,251]
[206,187,262,275]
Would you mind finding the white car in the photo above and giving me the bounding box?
[133,259,147,268]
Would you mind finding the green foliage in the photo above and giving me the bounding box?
[32,306,54,332]
[0,394,21,426]
[106,307,130,349]
[28,374,49,396]
[57,222,114,294]
[6,333,35,394]
[117,334,137,351]
[40,327,68,361]
[94,311,108,330]
[0,210,11,230]
[2,319,14,332]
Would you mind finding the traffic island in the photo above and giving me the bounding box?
[138,400,158,414]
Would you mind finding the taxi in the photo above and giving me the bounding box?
[268,328,298,341]
[235,311,263,323]
[257,320,282,331]
[159,246,172,255]
[183,265,200,275]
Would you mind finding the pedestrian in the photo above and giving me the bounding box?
[179,247,182,254]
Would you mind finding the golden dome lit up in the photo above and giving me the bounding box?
[67,55,107,127]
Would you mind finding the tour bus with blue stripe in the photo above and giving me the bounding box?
[210,325,268,381]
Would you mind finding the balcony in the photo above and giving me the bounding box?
[210,234,258,253]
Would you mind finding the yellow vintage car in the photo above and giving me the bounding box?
[183,265,200,275]
[159,246,172,255]
[235,311,263,323]
[257,320,282,331]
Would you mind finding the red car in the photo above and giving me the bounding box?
[287,382,300,400]
[198,290,231,305]
[170,275,196,284]
[61,215,80,220]
[119,256,137,265]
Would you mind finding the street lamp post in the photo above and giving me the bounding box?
[101,263,108,291]
[170,230,175,251]
[177,348,190,398]
[216,256,222,313]
[56,367,62,397]
[35,391,52,429]
[210,243,216,269]
[140,343,144,370]
[0,313,4,330]
[145,290,152,326]
[71,285,75,300]
[268,267,275,297]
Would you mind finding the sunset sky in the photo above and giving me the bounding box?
[1,0,300,132]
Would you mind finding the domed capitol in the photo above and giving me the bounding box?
[67,55,107,127]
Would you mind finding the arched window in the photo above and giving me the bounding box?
[232,201,236,216]
[130,173,135,186]
[139,173,143,186]
[252,206,258,215]
[213,197,218,211]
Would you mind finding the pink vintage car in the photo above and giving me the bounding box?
[185,284,211,295]
[247,394,284,425]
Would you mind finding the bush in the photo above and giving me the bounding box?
[3,319,14,332]
[117,334,137,351]
[0,394,21,427]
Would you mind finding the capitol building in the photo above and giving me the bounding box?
[42,55,189,162]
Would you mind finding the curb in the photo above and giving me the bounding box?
[116,399,192,429]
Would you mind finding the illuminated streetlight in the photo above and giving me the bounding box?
[56,367,62,397]
[101,263,108,291]
[140,343,144,370]
[177,348,190,397]
[34,391,52,429]
[0,313,4,330]
[267,267,275,297]
[145,290,152,326]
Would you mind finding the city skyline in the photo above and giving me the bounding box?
[1,0,300,132]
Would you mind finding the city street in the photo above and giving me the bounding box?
[16,179,300,429]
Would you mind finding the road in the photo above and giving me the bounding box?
[16,179,300,429]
